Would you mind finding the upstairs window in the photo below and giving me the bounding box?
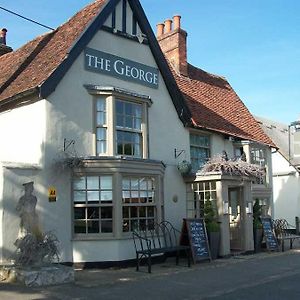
[190,133,210,172]
[88,86,151,159]
[116,100,142,157]
[250,146,266,184]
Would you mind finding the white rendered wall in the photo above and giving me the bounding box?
[0,100,46,165]
[272,151,300,225]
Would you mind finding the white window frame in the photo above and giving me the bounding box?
[86,85,152,158]
[190,132,211,172]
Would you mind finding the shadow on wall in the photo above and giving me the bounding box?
[273,174,300,226]
[1,138,80,263]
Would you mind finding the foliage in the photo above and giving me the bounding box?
[177,160,192,175]
[204,200,220,232]
[200,155,265,178]
[253,199,263,229]
[14,231,60,267]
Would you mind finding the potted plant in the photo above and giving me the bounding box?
[253,199,263,252]
[204,200,220,259]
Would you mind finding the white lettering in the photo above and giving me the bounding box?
[114,60,124,75]
[153,73,158,85]
[139,69,145,82]
[105,59,111,71]
[125,65,131,77]
[95,57,104,69]
[145,72,153,83]
[85,54,94,67]
[131,67,139,79]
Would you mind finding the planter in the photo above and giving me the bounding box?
[208,231,220,259]
[253,228,263,253]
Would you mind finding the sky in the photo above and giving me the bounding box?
[1,0,299,124]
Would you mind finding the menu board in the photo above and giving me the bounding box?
[260,217,279,251]
[180,218,211,263]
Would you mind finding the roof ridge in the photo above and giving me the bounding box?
[188,63,227,81]
[0,31,55,95]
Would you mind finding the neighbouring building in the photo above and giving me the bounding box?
[257,116,300,226]
[0,0,274,266]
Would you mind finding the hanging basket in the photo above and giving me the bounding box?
[177,160,192,175]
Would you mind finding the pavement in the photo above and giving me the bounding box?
[1,244,300,299]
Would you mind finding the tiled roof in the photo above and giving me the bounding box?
[0,0,106,102]
[173,64,275,146]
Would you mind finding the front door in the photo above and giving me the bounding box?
[228,187,243,251]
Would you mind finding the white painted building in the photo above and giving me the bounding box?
[0,0,274,266]
[257,116,300,226]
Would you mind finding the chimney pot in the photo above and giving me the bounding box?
[164,19,172,34]
[156,23,165,37]
[173,15,181,30]
[0,28,7,45]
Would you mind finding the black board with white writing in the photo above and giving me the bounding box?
[260,217,279,251]
[180,218,211,263]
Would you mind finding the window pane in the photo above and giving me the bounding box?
[87,207,99,219]
[74,207,85,219]
[101,220,113,233]
[74,191,86,203]
[97,128,106,140]
[74,220,86,233]
[97,112,106,125]
[87,176,99,190]
[97,141,107,154]
[131,207,138,218]
[123,207,129,218]
[116,100,123,114]
[101,191,112,202]
[73,177,85,190]
[100,176,112,189]
[101,207,112,219]
[87,191,99,202]
[87,221,99,233]
[96,97,105,111]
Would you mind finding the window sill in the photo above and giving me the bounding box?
[72,234,133,241]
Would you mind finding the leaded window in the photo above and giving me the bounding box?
[73,175,113,234]
[122,176,156,232]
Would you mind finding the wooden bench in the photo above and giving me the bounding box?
[273,219,300,251]
[132,221,191,273]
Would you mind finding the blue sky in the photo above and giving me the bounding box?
[1,0,299,124]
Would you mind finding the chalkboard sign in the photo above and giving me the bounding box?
[260,217,279,251]
[180,218,211,263]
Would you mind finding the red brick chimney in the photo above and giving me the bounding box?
[157,15,188,76]
[0,28,13,56]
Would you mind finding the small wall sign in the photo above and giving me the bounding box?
[84,47,159,89]
[48,187,57,202]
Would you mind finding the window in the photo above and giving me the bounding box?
[73,175,113,234]
[90,87,151,158]
[187,181,217,219]
[116,100,142,157]
[96,97,107,155]
[122,176,156,232]
[250,146,266,184]
[190,133,210,172]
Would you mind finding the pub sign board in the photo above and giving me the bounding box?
[260,216,279,251]
[84,47,159,89]
[180,218,212,263]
